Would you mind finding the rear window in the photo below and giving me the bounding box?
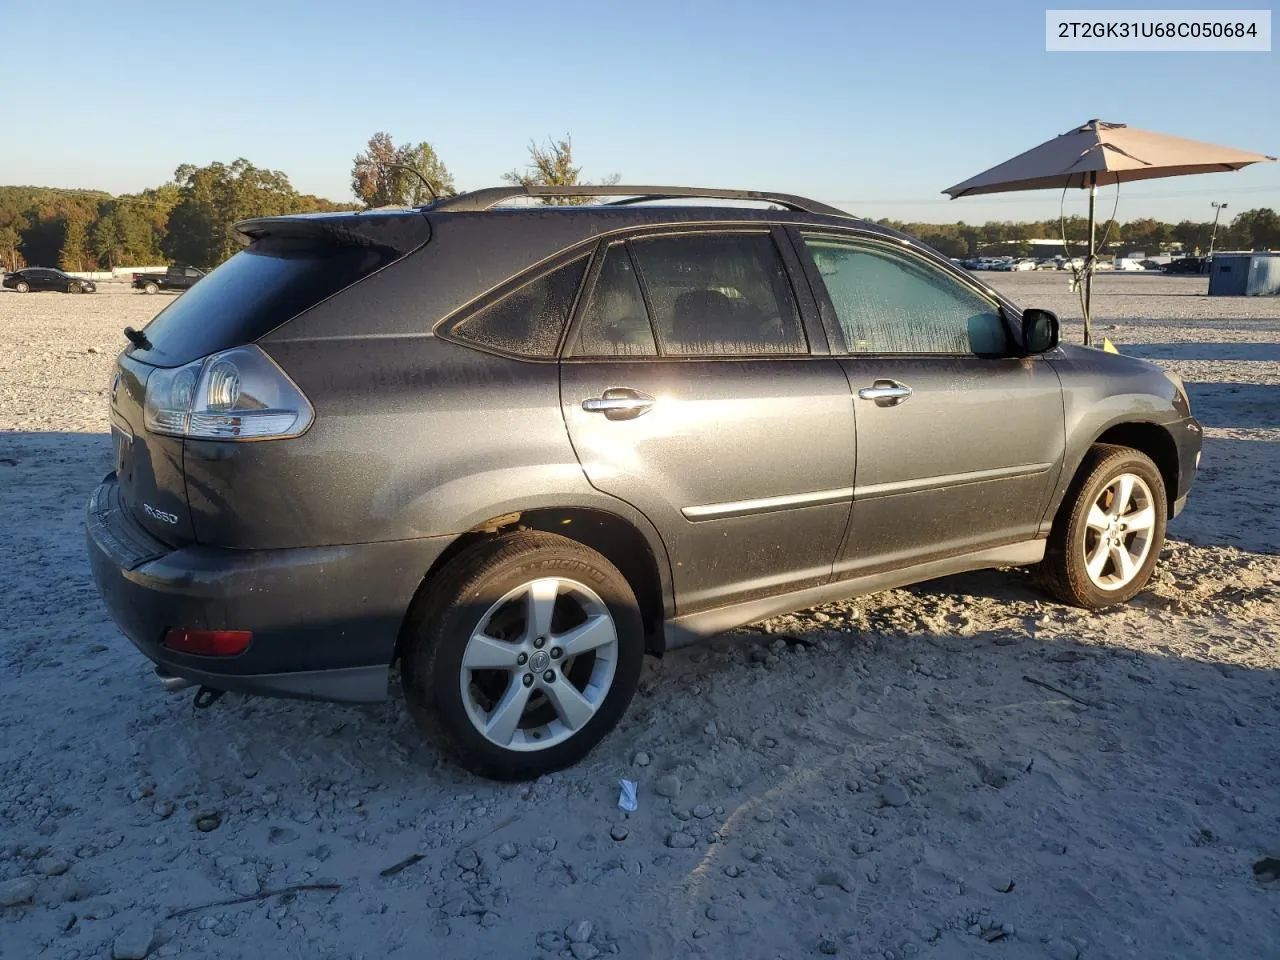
[132,243,395,367]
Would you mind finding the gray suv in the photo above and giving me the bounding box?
[86,185,1202,779]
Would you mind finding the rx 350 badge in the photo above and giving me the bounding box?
[143,504,179,525]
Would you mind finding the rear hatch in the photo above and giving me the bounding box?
[110,209,431,544]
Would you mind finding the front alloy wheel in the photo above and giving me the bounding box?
[1037,444,1168,609]
[402,531,644,780]
[1081,473,1158,591]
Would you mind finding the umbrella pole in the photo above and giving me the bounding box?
[1084,173,1096,346]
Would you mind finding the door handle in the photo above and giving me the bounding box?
[857,380,913,407]
[581,388,656,420]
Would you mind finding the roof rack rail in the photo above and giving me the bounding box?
[430,185,850,218]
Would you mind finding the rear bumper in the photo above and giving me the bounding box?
[85,476,455,703]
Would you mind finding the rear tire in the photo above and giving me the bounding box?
[401,531,644,780]
[143,282,158,294]
[1036,444,1167,609]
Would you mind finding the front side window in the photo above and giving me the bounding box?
[802,235,1008,355]
[569,243,656,358]
[451,256,588,358]
[627,233,807,357]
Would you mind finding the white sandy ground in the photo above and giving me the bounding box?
[1,274,1278,960]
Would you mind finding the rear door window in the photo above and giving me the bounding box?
[569,244,657,358]
[451,257,589,359]
[627,233,806,357]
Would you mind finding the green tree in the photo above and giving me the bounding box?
[162,159,334,267]
[351,132,455,207]
[0,225,20,271]
[1172,220,1213,254]
[19,216,66,267]
[1121,218,1170,256]
[1229,208,1280,250]
[59,216,91,271]
[502,136,620,205]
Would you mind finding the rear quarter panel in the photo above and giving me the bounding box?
[185,335,588,547]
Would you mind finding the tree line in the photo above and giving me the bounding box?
[2,132,1275,273]
[877,210,1280,260]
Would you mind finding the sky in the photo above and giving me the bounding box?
[3,0,1277,224]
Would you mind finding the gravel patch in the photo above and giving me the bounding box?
[1,277,1278,957]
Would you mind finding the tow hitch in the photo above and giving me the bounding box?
[193,686,226,709]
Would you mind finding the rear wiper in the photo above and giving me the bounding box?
[123,326,151,349]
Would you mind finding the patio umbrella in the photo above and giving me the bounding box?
[943,119,1275,344]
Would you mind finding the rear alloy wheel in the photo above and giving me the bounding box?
[1037,444,1167,608]
[402,531,644,780]
[144,282,158,294]
[14,281,29,293]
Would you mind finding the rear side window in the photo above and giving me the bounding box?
[135,244,396,367]
[452,257,588,358]
[569,244,657,358]
[802,235,1007,355]
[627,233,806,357]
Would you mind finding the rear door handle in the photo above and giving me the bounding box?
[857,380,913,407]
[582,388,656,420]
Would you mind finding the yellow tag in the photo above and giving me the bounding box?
[1101,337,1119,354]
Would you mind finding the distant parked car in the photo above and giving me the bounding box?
[1012,259,1036,271]
[133,265,205,294]
[1139,259,1164,271]
[1164,257,1207,275]
[2,267,96,293]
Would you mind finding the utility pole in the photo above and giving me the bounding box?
[1208,201,1228,257]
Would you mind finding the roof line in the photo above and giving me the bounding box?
[429,185,851,218]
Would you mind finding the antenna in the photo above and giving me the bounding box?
[378,162,439,204]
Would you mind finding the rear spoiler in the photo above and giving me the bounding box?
[233,210,431,257]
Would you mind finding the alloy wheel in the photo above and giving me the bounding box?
[458,577,618,751]
[1081,472,1157,590]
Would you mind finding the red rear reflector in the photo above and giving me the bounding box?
[162,628,252,657]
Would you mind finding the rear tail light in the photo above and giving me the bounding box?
[162,628,253,657]
[144,345,313,440]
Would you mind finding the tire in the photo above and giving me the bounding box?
[143,282,158,295]
[1036,444,1167,609]
[401,531,645,780]
[15,281,29,293]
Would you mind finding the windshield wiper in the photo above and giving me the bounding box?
[123,326,151,349]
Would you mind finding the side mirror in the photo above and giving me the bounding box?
[1021,308,1059,354]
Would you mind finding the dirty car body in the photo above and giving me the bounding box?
[85,185,1201,778]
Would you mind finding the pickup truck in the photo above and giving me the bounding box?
[133,265,205,294]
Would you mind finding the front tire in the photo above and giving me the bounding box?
[15,281,29,293]
[1037,444,1167,609]
[401,531,644,780]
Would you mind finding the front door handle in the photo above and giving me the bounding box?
[582,388,656,420]
[857,380,913,407]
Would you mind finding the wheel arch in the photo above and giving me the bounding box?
[1045,418,1181,531]
[394,503,674,665]
[1091,421,1180,518]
